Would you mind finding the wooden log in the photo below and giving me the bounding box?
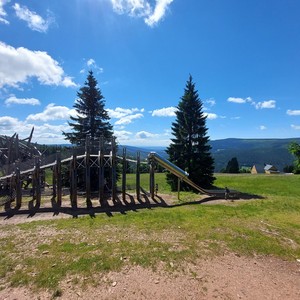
[122,148,126,201]
[85,136,91,207]
[111,137,117,202]
[149,159,155,199]
[70,148,77,209]
[33,157,41,209]
[56,151,62,207]
[52,160,57,202]
[15,165,22,209]
[136,152,140,200]
[98,137,105,205]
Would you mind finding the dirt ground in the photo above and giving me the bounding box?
[0,194,300,299]
[0,254,299,300]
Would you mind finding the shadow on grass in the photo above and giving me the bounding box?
[0,191,264,220]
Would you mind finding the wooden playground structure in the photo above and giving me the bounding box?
[0,132,232,214]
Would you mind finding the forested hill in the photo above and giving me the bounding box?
[120,138,300,173]
[210,138,300,172]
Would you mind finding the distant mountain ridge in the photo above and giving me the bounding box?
[210,138,300,172]
[120,138,300,172]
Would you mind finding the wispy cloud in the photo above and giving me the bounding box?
[227,97,248,104]
[108,107,144,125]
[260,125,267,130]
[287,109,300,116]
[205,98,216,107]
[255,100,276,109]
[5,95,41,106]
[110,0,174,27]
[0,0,9,24]
[228,96,276,109]
[135,130,157,139]
[26,103,76,122]
[115,113,143,125]
[151,106,177,117]
[145,0,174,27]
[204,112,218,120]
[0,42,76,88]
[114,129,133,142]
[13,3,54,33]
[80,58,104,74]
[291,124,300,130]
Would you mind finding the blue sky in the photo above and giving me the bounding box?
[0,0,300,147]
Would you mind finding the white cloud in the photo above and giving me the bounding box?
[110,0,173,27]
[87,58,95,67]
[0,42,76,88]
[227,97,247,104]
[204,112,218,120]
[228,96,276,110]
[151,106,177,117]
[115,113,143,125]
[255,100,276,109]
[111,0,151,17]
[0,115,22,130]
[81,58,104,74]
[291,124,300,130]
[145,0,174,27]
[108,107,144,125]
[5,95,41,106]
[135,130,157,139]
[287,109,300,116]
[114,130,133,142]
[108,107,142,118]
[0,0,9,24]
[0,115,71,144]
[26,103,75,122]
[205,98,216,107]
[13,3,54,33]
[260,125,267,130]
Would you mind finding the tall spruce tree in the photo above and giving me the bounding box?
[63,70,113,145]
[63,71,114,191]
[166,75,215,190]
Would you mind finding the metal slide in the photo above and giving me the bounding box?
[148,152,227,197]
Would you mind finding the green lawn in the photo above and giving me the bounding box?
[0,173,299,294]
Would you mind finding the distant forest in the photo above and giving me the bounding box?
[33,137,300,173]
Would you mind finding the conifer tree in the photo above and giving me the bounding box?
[288,142,300,173]
[166,75,215,189]
[63,71,114,191]
[63,70,113,145]
[225,157,240,173]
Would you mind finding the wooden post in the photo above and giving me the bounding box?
[70,148,77,209]
[52,160,57,202]
[15,165,22,209]
[122,148,127,202]
[98,137,105,206]
[150,159,155,199]
[136,151,140,200]
[34,157,41,209]
[177,178,181,200]
[111,137,117,202]
[85,136,91,207]
[56,151,62,207]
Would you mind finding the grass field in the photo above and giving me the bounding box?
[0,173,299,294]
